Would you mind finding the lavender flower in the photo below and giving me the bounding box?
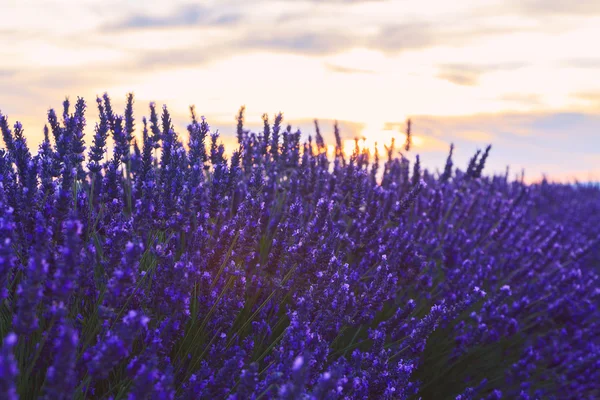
[0,333,18,400]
[43,319,79,399]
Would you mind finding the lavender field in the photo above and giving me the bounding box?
[0,93,599,399]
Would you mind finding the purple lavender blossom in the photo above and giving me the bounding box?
[0,333,18,400]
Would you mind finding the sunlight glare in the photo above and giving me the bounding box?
[338,122,427,157]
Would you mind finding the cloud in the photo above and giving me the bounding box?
[436,64,482,86]
[563,58,600,69]
[21,65,124,94]
[324,63,375,74]
[370,22,434,53]
[524,112,600,136]
[0,80,39,109]
[0,29,18,37]
[90,1,557,72]
[0,69,17,79]
[239,32,358,56]
[413,111,600,153]
[572,91,600,106]
[132,47,221,70]
[101,3,542,70]
[105,4,241,31]
[123,17,497,71]
[125,30,359,71]
[0,65,133,139]
[515,0,600,16]
[306,0,383,2]
[369,20,540,56]
[392,111,600,181]
[456,130,495,143]
[436,63,526,86]
[498,93,543,107]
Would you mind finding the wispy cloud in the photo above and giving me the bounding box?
[399,111,600,181]
[0,69,17,78]
[131,47,223,70]
[369,22,434,53]
[514,0,600,16]
[456,130,495,143]
[572,91,600,107]
[563,58,600,69]
[324,63,375,74]
[436,63,526,86]
[305,0,384,3]
[414,111,600,151]
[104,4,242,31]
[117,33,355,72]
[239,32,357,55]
[498,93,543,107]
[107,16,532,73]
[436,64,483,86]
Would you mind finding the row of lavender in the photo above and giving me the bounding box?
[0,93,598,399]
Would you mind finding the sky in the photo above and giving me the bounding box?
[0,0,599,182]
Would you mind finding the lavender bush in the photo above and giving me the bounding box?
[0,93,598,399]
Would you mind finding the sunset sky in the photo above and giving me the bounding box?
[1,0,599,182]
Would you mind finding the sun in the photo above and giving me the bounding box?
[321,119,426,158]
[341,122,400,157]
